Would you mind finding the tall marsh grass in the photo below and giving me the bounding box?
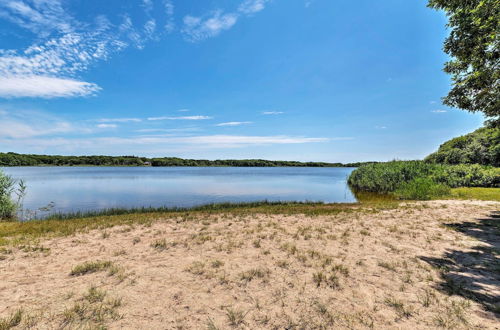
[0,170,26,221]
[348,161,499,200]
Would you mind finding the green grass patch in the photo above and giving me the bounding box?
[449,188,500,202]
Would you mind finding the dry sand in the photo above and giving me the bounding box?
[0,200,499,329]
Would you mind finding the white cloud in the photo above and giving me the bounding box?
[181,0,271,42]
[135,127,201,133]
[0,109,75,138]
[216,121,252,127]
[262,111,284,115]
[0,0,177,99]
[182,11,238,42]
[177,108,190,112]
[0,135,332,151]
[431,109,448,113]
[163,0,175,32]
[97,118,142,123]
[0,0,73,36]
[0,75,100,98]
[147,115,213,121]
[375,125,387,129]
[96,123,117,129]
[238,0,269,14]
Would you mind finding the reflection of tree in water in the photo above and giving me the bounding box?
[421,211,500,314]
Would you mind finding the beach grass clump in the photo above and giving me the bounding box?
[0,309,23,330]
[70,260,113,276]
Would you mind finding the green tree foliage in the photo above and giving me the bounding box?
[425,127,499,166]
[0,152,370,168]
[428,0,499,125]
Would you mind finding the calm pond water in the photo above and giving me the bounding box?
[1,167,357,217]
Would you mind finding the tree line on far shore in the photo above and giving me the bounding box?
[0,152,372,168]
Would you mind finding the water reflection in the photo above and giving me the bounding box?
[1,167,357,216]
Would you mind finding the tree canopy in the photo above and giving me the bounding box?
[428,0,499,125]
[425,126,500,166]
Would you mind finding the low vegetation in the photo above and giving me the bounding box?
[348,160,499,200]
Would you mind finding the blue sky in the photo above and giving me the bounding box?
[0,0,485,162]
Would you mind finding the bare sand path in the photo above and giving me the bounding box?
[0,200,499,329]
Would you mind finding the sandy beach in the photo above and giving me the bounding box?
[1,200,499,329]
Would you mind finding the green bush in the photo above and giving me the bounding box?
[0,171,17,220]
[348,161,499,200]
[432,164,500,188]
[347,161,439,193]
[394,178,450,200]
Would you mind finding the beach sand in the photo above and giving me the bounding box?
[1,200,499,329]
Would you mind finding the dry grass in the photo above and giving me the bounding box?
[0,200,498,329]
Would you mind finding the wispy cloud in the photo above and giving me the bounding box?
[96,123,117,129]
[0,0,176,98]
[0,108,77,138]
[262,111,284,115]
[431,109,447,113]
[182,11,238,42]
[0,75,100,98]
[238,0,270,14]
[0,135,332,152]
[375,125,387,129]
[182,0,271,42]
[216,121,252,127]
[97,118,142,123]
[147,115,213,121]
[135,127,201,133]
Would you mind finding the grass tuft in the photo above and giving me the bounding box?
[70,260,113,276]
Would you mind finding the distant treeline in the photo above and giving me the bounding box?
[0,152,371,168]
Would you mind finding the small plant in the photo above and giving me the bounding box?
[70,260,113,276]
[84,286,106,303]
[211,260,224,268]
[239,268,269,283]
[0,309,23,330]
[206,317,220,330]
[313,271,340,289]
[186,261,205,275]
[151,239,168,251]
[226,307,246,327]
[385,297,413,319]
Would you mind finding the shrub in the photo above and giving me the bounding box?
[348,161,499,200]
[394,178,450,200]
[347,161,439,193]
[0,171,17,220]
